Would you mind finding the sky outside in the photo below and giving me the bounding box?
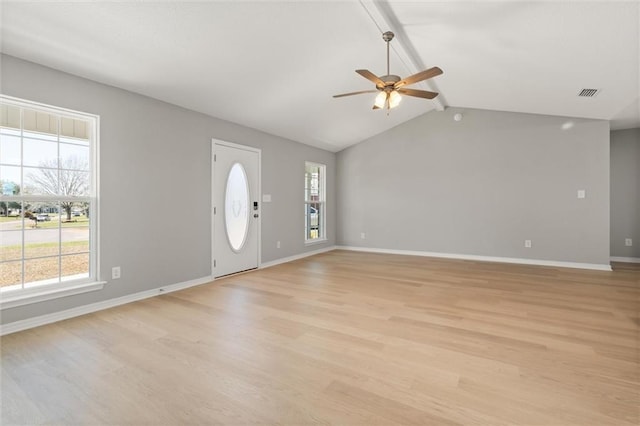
[0,128,90,195]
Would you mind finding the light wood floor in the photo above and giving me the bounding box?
[1,250,639,425]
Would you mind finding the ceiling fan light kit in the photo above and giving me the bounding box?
[389,90,401,108]
[333,31,443,113]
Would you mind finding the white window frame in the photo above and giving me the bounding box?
[0,95,104,310]
[304,161,326,244]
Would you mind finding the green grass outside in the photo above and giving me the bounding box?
[2,216,89,229]
[0,216,21,223]
[1,240,89,262]
[4,240,88,250]
[1,239,90,286]
[38,217,89,229]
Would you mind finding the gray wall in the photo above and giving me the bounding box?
[337,107,610,265]
[0,54,335,325]
[610,128,640,258]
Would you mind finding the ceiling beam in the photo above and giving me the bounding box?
[359,0,446,111]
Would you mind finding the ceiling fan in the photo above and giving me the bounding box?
[333,31,443,111]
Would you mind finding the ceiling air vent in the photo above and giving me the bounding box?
[578,88,599,97]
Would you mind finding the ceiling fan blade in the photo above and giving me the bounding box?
[395,67,443,88]
[397,88,439,99]
[333,90,378,98]
[356,69,384,86]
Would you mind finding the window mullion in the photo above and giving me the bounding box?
[19,108,25,289]
[57,116,62,283]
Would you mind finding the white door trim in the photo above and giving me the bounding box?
[211,139,262,279]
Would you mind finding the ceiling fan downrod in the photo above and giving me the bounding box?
[382,31,394,77]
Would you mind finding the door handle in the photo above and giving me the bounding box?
[254,214,259,218]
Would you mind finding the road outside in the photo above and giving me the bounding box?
[1,223,87,245]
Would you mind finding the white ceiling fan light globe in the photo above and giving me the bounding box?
[374,91,387,108]
[389,91,402,108]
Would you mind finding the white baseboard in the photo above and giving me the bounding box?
[260,245,337,269]
[0,275,213,336]
[336,246,612,271]
[610,256,640,264]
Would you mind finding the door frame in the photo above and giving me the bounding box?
[211,138,262,278]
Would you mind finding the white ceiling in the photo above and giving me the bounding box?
[1,1,638,152]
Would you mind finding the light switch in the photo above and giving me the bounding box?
[577,190,586,199]
[262,194,272,203]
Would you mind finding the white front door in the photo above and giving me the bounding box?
[213,140,260,278]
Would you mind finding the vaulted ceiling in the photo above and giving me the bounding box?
[1,1,638,152]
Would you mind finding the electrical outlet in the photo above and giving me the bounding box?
[360,232,366,239]
[625,238,633,247]
[276,241,281,249]
[524,240,532,248]
[112,266,121,280]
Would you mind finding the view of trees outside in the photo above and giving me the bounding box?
[26,157,90,220]
[0,180,20,216]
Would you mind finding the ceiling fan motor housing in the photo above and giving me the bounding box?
[377,74,401,91]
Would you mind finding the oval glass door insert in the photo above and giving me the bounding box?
[224,162,250,252]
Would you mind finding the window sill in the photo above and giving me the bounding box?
[305,238,328,246]
[0,281,106,310]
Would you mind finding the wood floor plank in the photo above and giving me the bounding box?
[1,250,638,425]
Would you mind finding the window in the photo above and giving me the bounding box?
[0,95,100,304]
[304,162,326,242]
